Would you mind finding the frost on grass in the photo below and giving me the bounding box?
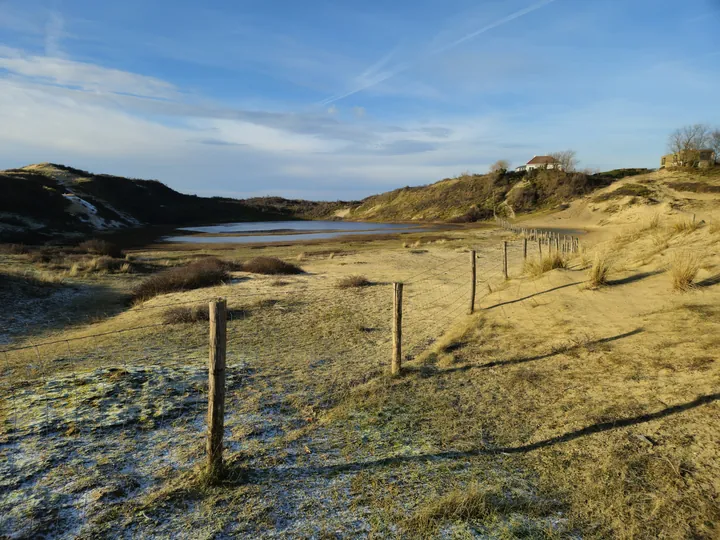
[0,362,246,538]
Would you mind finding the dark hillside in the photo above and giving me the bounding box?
[348,169,623,222]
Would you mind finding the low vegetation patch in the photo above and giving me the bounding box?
[336,275,371,289]
[404,483,559,536]
[241,257,303,275]
[524,252,567,277]
[588,252,613,287]
[594,183,653,202]
[667,181,720,194]
[133,258,230,303]
[163,305,210,324]
[78,239,123,258]
[670,251,702,291]
[0,243,29,255]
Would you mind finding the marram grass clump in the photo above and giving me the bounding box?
[523,252,567,277]
[670,251,701,291]
[588,252,613,288]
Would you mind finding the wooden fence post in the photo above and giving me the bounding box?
[538,238,543,258]
[555,236,560,253]
[523,237,528,261]
[207,298,227,480]
[392,283,403,376]
[503,241,508,279]
[469,250,477,314]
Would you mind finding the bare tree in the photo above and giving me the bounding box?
[490,159,510,173]
[667,124,712,154]
[710,130,720,163]
[550,150,578,172]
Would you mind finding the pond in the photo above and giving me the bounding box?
[163,220,437,244]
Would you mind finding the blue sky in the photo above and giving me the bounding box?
[1,0,719,200]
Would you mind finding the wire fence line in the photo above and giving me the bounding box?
[1,237,593,537]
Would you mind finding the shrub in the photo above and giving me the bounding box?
[78,239,123,258]
[523,252,567,276]
[336,275,371,289]
[133,258,229,303]
[163,305,210,324]
[241,257,303,275]
[588,252,612,287]
[670,251,701,291]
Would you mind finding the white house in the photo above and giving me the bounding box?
[515,156,562,172]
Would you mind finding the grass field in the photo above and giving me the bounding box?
[1,197,719,538]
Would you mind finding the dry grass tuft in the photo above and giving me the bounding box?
[241,257,303,275]
[670,251,702,291]
[673,217,700,234]
[524,252,567,277]
[162,305,210,324]
[336,275,371,289]
[644,213,661,230]
[133,258,229,303]
[588,251,613,288]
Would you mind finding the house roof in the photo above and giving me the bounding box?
[527,155,557,165]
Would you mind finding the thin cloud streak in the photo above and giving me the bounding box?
[319,0,559,106]
[431,0,558,54]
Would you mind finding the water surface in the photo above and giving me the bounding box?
[164,220,435,244]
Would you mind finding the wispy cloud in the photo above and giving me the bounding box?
[0,47,177,98]
[319,0,559,105]
[44,12,65,57]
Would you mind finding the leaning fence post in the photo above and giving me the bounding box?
[538,238,543,258]
[207,298,227,480]
[503,241,508,279]
[392,283,403,376]
[469,250,477,314]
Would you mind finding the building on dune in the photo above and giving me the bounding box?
[660,149,716,169]
[515,155,563,173]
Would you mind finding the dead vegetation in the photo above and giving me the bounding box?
[78,239,124,258]
[162,305,210,324]
[241,256,303,275]
[133,258,230,303]
[336,275,371,289]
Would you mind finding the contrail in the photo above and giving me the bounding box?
[319,0,559,106]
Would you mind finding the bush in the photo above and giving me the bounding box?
[336,275,371,289]
[241,257,303,275]
[133,258,229,303]
[163,305,210,324]
[78,239,123,258]
[670,251,701,291]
